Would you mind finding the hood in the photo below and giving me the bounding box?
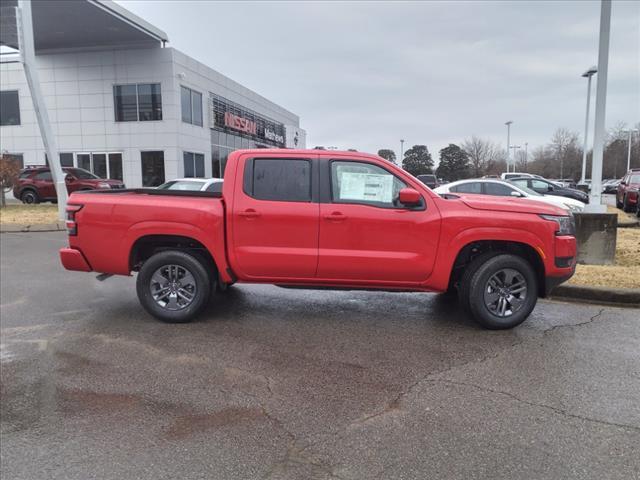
[454,194,568,216]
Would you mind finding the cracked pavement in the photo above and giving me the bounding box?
[1,232,639,480]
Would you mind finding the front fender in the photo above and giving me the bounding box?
[425,227,547,292]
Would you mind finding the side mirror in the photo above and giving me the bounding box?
[547,185,554,192]
[65,175,75,183]
[510,191,523,197]
[399,188,422,206]
[620,181,626,186]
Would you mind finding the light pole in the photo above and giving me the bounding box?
[510,145,521,171]
[400,139,405,167]
[524,142,528,172]
[626,129,639,171]
[505,121,513,172]
[585,0,611,212]
[580,66,597,184]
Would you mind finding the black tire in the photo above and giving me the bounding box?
[21,189,40,205]
[136,250,210,323]
[622,195,634,213]
[459,253,538,330]
[616,197,623,209]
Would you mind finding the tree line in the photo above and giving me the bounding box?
[378,122,640,182]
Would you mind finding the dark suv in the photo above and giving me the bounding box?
[510,177,588,204]
[416,174,438,189]
[13,166,125,204]
[616,168,640,212]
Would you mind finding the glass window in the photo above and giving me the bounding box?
[192,90,203,126]
[629,174,640,183]
[531,179,551,191]
[183,151,195,178]
[77,154,91,172]
[158,180,206,191]
[108,153,123,181]
[181,86,202,126]
[92,154,107,178]
[510,179,529,189]
[1,91,20,126]
[485,182,515,196]
[114,84,161,121]
[70,168,99,180]
[195,153,205,177]
[34,171,52,181]
[137,83,162,121]
[451,182,482,194]
[60,153,74,167]
[141,151,165,187]
[113,85,138,122]
[181,86,192,123]
[331,161,405,208]
[246,158,311,202]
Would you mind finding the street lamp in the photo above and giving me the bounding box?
[580,66,597,184]
[505,121,513,172]
[510,145,521,171]
[400,139,405,166]
[524,142,528,172]
[626,129,639,172]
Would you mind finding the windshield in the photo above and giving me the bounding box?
[506,180,542,196]
[157,180,206,191]
[68,168,99,180]
[630,174,640,183]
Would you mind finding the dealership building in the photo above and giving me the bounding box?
[0,0,305,189]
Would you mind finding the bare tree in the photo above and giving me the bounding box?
[0,155,21,208]
[461,136,502,177]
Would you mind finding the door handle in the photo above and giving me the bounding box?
[323,212,347,221]
[238,209,261,219]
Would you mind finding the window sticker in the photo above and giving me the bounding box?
[339,171,393,203]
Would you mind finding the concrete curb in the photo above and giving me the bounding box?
[0,222,65,233]
[618,221,639,228]
[551,284,640,308]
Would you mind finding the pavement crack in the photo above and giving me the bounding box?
[543,308,605,335]
[434,379,640,433]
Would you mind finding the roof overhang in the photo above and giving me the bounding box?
[1,0,168,54]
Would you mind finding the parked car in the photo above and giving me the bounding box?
[500,172,544,181]
[13,166,125,204]
[616,168,640,212]
[416,174,438,189]
[509,177,588,203]
[60,149,577,330]
[551,179,577,189]
[602,179,620,194]
[158,178,223,193]
[434,178,585,212]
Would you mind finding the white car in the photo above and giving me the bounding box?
[500,172,544,181]
[157,178,223,193]
[434,179,585,212]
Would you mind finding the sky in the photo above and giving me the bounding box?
[119,0,639,162]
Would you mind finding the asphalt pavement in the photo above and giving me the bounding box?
[1,231,639,480]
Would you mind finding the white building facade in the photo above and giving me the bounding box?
[0,1,305,189]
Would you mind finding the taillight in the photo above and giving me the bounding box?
[66,204,83,236]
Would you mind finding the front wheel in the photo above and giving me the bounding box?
[21,190,40,204]
[136,250,210,323]
[460,253,538,329]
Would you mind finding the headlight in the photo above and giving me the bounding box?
[97,182,110,189]
[564,203,583,212]
[540,214,575,236]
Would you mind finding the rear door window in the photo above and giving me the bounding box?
[451,182,482,194]
[34,171,52,181]
[244,158,311,202]
[484,182,516,196]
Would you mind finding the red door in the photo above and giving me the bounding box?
[33,171,56,199]
[317,159,441,284]
[229,155,319,280]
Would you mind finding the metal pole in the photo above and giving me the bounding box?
[580,73,594,184]
[400,139,404,167]
[505,121,512,172]
[524,142,528,172]
[627,130,637,171]
[586,0,611,212]
[17,0,67,220]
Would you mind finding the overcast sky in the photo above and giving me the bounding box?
[120,0,639,161]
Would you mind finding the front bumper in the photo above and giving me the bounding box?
[544,267,576,296]
[60,248,92,272]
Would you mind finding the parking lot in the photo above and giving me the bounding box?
[1,231,639,480]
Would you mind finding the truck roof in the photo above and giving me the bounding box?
[230,148,383,161]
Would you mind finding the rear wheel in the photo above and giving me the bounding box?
[459,253,537,329]
[21,189,40,205]
[136,250,210,323]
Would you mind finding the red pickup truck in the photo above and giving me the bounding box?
[60,149,576,329]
